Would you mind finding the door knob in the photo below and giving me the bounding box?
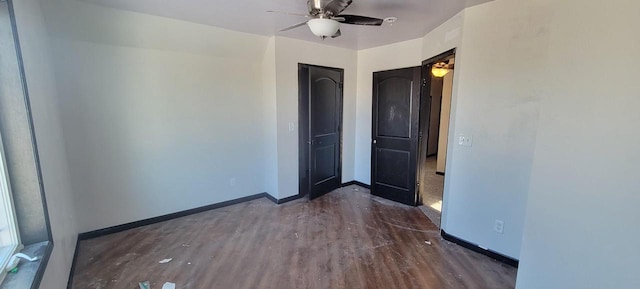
[373,140,377,144]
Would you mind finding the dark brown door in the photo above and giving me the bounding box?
[299,64,343,200]
[371,67,422,206]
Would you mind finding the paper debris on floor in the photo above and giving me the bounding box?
[162,282,176,289]
[159,258,173,264]
[6,253,39,273]
[424,240,432,245]
[139,281,150,289]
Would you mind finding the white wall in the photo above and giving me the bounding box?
[516,0,640,288]
[39,0,363,230]
[439,0,550,259]
[353,38,423,183]
[42,0,274,232]
[261,37,279,197]
[273,36,358,198]
[433,1,640,282]
[421,12,465,62]
[36,0,365,232]
[11,0,78,288]
[436,72,453,173]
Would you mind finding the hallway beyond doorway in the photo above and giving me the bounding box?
[419,156,444,226]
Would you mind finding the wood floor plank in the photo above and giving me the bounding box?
[72,185,517,289]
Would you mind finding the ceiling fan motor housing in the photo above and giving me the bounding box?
[274,0,386,39]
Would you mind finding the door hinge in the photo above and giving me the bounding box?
[422,78,427,87]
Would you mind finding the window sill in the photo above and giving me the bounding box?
[0,241,52,289]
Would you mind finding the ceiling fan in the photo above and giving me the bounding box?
[268,0,390,39]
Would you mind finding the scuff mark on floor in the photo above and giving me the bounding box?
[381,221,432,233]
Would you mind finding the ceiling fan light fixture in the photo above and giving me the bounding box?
[431,67,450,78]
[432,61,452,78]
[307,18,341,38]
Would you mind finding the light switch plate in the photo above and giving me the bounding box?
[458,134,473,147]
[288,122,295,132]
[494,220,504,234]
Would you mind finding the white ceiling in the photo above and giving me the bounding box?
[79,0,492,50]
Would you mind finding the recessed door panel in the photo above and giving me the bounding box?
[314,144,337,184]
[377,78,412,138]
[312,78,338,136]
[375,148,410,190]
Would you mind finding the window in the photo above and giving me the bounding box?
[0,133,20,281]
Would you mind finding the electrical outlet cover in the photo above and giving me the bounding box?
[458,134,473,147]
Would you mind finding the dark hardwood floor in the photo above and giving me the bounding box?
[72,185,516,289]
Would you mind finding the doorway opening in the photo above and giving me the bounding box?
[298,64,344,200]
[417,49,456,227]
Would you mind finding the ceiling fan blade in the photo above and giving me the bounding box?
[267,10,310,18]
[331,29,342,38]
[280,21,309,32]
[337,14,384,26]
[323,0,353,16]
